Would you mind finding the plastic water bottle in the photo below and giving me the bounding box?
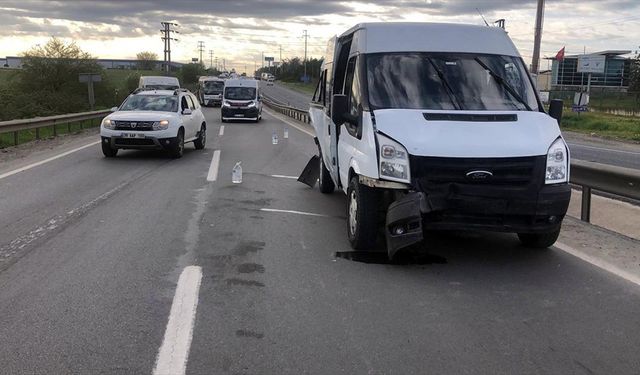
[232,162,242,184]
[272,131,278,145]
[284,127,289,139]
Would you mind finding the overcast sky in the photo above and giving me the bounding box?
[1,0,639,73]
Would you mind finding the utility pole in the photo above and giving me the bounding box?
[209,50,214,70]
[279,45,282,77]
[161,22,178,75]
[302,30,309,81]
[215,57,219,71]
[531,0,545,74]
[197,41,205,66]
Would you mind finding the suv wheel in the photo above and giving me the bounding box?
[170,130,184,158]
[518,229,560,248]
[194,125,206,150]
[102,141,118,157]
[346,176,379,250]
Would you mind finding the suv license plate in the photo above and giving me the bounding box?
[121,133,145,138]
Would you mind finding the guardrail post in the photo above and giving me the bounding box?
[581,186,591,222]
[13,131,18,146]
[35,127,40,139]
[53,124,57,137]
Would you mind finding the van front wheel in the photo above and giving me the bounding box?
[318,155,335,194]
[346,176,379,250]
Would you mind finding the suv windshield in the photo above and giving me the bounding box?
[120,95,178,112]
[144,84,179,90]
[224,87,256,100]
[204,81,224,94]
[366,53,539,111]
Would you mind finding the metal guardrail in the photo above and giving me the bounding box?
[571,160,640,222]
[261,98,640,225]
[262,95,310,124]
[0,109,111,146]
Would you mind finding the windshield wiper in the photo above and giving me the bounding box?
[473,57,532,111]
[425,57,463,110]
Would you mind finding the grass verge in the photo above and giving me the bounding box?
[0,118,101,149]
[279,81,316,96]
[560,111,640,142]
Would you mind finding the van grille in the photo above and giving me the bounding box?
[410,155,544,187]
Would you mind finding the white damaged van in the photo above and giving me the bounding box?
[304,23,570,259]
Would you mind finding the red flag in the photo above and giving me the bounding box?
[555,47,565,61]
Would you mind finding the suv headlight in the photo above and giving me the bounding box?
[153,120,170,130]
[377,133,410,183]
[102,118,115,129]
[545,137,569,184]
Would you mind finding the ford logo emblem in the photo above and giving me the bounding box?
[466,170,493,181]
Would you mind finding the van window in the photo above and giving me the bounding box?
[225,87,256,100]
[312,70,327,105]
[344,57,361,118]
[366,53,539,111]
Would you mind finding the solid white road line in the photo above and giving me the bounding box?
[263,107,314,137]
[206,150,221,182]
[260,208,330,217]
[568,143,640,155]
[554,242,640,287]
[153,266,203,375]
[270,174,298,179]
[218,125,225,136]
[0,141,100,181]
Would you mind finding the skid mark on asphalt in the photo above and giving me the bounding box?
[232,241,266,256]
[235,329,264,339]
[237,263,266,274]
[226,278,265,287]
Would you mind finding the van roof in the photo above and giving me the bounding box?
[340,22,520,57]
[224,79,258,87]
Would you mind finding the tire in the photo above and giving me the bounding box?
[170,130,184,159]
[221,117,227,123]
[194,125,206,150]
[102,141,118,157]
[518,229,561,248]
[318,154,335,194]
[346,176,379,250]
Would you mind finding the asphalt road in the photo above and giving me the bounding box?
[261,81,640,170]
[0,106,639,374]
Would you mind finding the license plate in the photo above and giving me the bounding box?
[121,133,145,138]
[234,114,244,117]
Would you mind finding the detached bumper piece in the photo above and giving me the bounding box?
[386,192,426,259]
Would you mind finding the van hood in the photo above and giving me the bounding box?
[373,109,561,158]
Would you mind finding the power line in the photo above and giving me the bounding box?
[197,41,205,66]
[161,22,178,75]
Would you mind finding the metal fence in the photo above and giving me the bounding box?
[0,110,110,146]
[261,95,310,124]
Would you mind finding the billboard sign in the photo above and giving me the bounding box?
[264,56,274,62]
[577,54,606,74]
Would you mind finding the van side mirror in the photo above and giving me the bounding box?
[549,99,563,125]
[331,94,348,124]
[182,108,193,115]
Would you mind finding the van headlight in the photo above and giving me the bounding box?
[247,101,256,108]
[222,100,231,107]
[545,137,569,184]
[102,118,115,129]
[153,120,170,130]
[377,133,410,183]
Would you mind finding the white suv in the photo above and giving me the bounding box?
[100,89,207,158]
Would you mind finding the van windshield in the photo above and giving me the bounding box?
[144,84,179,90]
[366,53,539,111]
[225,87,256,100]
[204,81,224,94]
[120,95,178,112]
